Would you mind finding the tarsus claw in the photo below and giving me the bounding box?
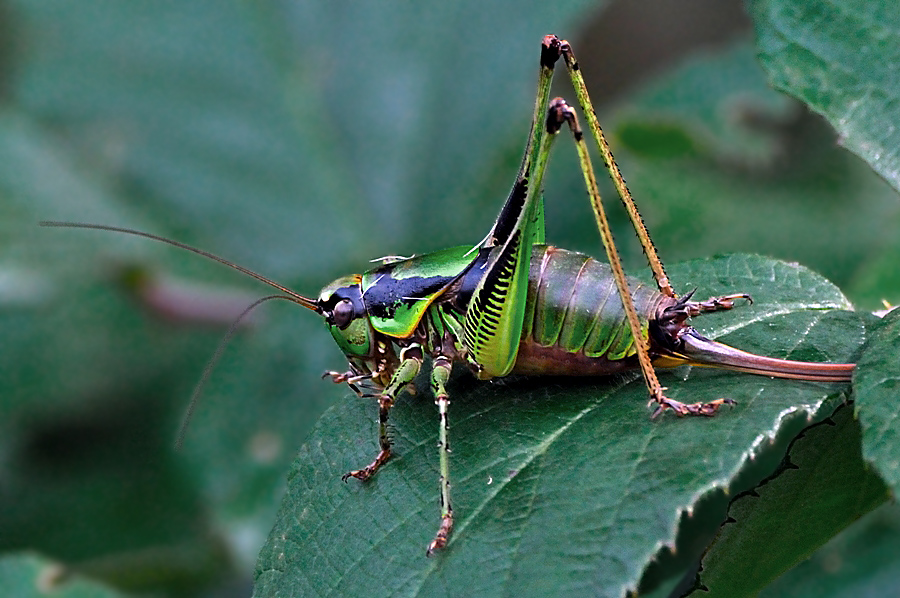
[650,396,736,418]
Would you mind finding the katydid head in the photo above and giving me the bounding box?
[317,274,374,359]
[317,273,400,389]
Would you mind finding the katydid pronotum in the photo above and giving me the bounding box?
[42,35,854,556]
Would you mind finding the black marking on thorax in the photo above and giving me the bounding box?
[449,247,492,312]
[363,265,458,321]
[491,178,529,246]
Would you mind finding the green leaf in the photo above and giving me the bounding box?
[255,255,869,597]
[750,0,900,193]
[854,307,900,493]
[692,406,890,597]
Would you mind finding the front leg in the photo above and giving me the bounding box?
[426,355,454,556]
[342,345,423,482]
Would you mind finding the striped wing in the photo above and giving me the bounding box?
[463,229,531,378]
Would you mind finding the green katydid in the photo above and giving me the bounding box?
[41,35,855,556]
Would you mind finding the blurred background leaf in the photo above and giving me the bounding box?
[748,0,900,317]
[760,501,900,597]
[1,0,897,595]
[0,553,127,598]
[751,0,900,194]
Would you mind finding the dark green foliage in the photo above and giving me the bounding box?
[693,406,890,596]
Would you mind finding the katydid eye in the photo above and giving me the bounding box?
[332,299,355,328]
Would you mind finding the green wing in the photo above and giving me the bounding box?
[362,245,476,338]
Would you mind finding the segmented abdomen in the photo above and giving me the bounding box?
[512,246,669,376]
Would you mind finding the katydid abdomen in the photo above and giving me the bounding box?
[512,245,666,376]
[510,245,854,383]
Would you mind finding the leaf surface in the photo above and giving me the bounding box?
[693,406,889,596]
[255,255,870,597]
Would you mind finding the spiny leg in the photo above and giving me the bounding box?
[657,292,753,330]
[411,36,570,556]
[650,397,735,418]
[552,98,730,418]
[686,293,753,316]
[342,345,423,482]
[322,369,374,398]
[426,355,454,556]
[463,49,568,380]
[554,36,675,299]
[483,35,562,250]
